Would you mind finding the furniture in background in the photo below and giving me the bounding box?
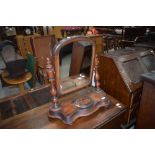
[91,27,123,53]
[102,34,123,52]
[52,26,64,40]
[98,48,155,127]
[134,32,155,51]
[94,27,117,35]
[87,34,103,54]
[0,27,18,43]
[31,35,56,84]
[16,35,39,58]
[1,70,32,92]
[121,27,147,48]
[16,35,56,84]
[123,27,146,41]
[14,26,42,35]
[61,26,84,37]
[0,40,27,78]
[0,41,35,90]
[136,71,155,128]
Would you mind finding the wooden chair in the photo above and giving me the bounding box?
[16,35,36,58]
[0,53,35,91]
[0,40,27,78]
[31,35,56,84]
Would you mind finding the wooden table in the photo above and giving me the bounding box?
[0,85,126,129]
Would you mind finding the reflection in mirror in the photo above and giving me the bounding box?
[59,40,92,94]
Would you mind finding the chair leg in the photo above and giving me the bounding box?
[18,83,25,92]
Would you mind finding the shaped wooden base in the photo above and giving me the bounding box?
[48,87,111,125]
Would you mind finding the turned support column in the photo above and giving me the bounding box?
[46,58,60,110]
[94,55,101,91]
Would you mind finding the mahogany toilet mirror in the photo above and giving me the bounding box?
[46,36,110,124]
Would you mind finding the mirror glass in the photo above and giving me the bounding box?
[59,40,93,94]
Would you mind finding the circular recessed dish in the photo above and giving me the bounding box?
[73,96,93,109]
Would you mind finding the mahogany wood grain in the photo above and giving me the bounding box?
[31,35,56,69]
[0,91,126,129]
[98,49,155,125]
[136,72,155,128]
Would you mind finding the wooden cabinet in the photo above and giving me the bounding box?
[136,71,155,128]
[98,48,155,126]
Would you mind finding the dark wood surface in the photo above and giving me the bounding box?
[136,72,155,128]
[0,85,126,129]
[0,85,50,121]
[31,35,56,69]
[46,35,123,125]
[48,86,114,125]
[98,49,155,125]
[16,35,38,58]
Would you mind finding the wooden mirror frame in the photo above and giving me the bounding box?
[53,36,96,96]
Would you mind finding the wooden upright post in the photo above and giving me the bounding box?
[46,58,60,110]
[94,55,101,91]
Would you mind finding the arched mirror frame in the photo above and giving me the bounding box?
[53,36,96,96]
